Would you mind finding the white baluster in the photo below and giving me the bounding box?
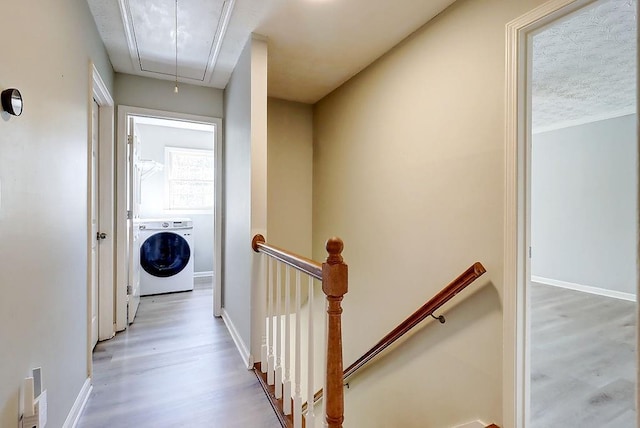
[283,266,292,414]
[293,270,303,428]
[275,263,283,399]
[261,337,267,373]
[305,276,315,426]
[267,258,275,385]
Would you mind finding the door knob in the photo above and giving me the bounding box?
[97,232,107,240]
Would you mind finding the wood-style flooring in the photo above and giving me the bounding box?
[78,284,280,428]
[530,282,637,428]
[78,281,637,427]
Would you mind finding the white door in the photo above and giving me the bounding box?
[91,99,100,348]
[127,117,142,324]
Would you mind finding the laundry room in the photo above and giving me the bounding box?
[135,116,216,293]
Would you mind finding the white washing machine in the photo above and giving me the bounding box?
[139,218,194,296]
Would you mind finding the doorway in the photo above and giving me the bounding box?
[88,63,115,377]
[504,0,638,426]
[115,106,223,330]
[90,98,100,350]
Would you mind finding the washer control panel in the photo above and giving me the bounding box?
[138,219,193,230]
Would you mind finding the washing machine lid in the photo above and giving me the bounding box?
[140,232,191,277]
[139,218,193,230]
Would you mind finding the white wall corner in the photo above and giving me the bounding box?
[62,378,92,428]
[250,248,267,365]
[251,33,268,42]
[453,421,488,428]
[221,308,253,369]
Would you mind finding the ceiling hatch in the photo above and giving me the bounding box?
[118,0,235,83]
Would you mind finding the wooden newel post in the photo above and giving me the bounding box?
[322,237,348,428]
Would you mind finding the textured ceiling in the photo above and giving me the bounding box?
[87,0,458,103]
[532,0,637,131]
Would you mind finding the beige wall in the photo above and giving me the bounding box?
[267,98,314,256]
[312,0,546,425]
[115,73,224,118]
[0,0,114,426]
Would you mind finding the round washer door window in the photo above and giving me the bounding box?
[140,232,191,277]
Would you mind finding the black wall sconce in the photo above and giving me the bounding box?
[1,88,23,116]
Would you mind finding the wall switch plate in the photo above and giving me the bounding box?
[19,390,46,428]
[21,413,39,428]
[20,369,46,428]
[35,390,47,428]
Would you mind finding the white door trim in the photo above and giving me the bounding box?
[88,63,115,377]
[115,106,223,330]
[503,1,599,426]
[94,68,116,343]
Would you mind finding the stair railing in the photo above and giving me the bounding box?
[252,234,348,428]
[307,262,486,407]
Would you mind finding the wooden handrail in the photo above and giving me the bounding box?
[307,262,486,406]
[252,234,323,280]
[344,261,485,379]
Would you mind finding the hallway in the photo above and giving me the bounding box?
[78,284,280,428]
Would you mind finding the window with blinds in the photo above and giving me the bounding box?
[165,147,214,211]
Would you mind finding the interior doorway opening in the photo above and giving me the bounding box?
[115,107,223,330]
[528,1,637,426]
[88,63,115,379]
[504,0,638,426]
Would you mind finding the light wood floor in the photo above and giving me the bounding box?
[78,284,280,428]
[530,282,637,428]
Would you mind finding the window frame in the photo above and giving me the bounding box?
[164,146,215,213]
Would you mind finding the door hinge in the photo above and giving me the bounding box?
[127,134,133,144]
[529,246,532,258]
[127,285,133,295]
[127,210,133,220]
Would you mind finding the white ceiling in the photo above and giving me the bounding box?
[532,0,637,131]
[87,0,458,103]
[88,0,636,110]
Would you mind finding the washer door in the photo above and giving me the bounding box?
[140,232,191,278]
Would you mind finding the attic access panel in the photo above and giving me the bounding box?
[120,0,233,82]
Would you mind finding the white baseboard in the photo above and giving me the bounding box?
[62,378,92,428]
[194,271,214,285]
[194,271,214,278]
[532,276,636,302]
[221,308,253,369]
[453,421,488,428]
